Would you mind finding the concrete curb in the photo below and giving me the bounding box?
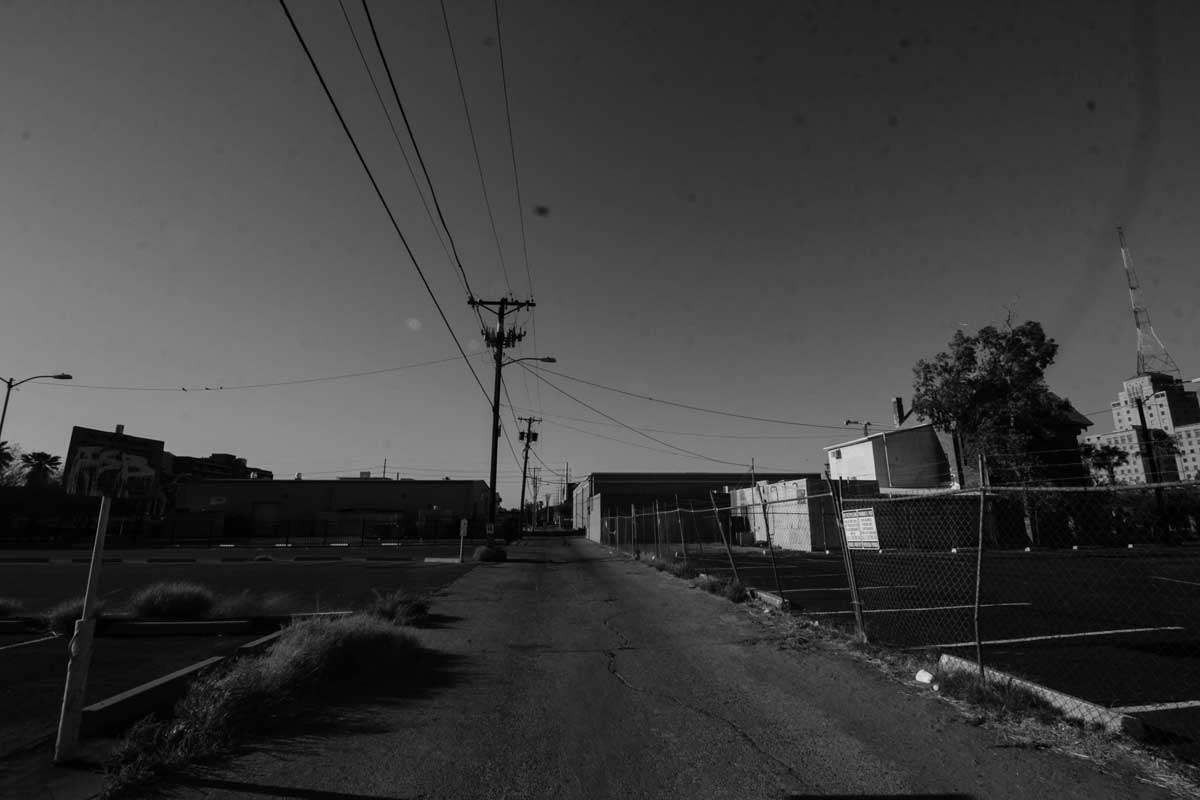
[753,588,790,610]
[424,557,462,564]
[81,656,225,736]
[937,653,1145,738]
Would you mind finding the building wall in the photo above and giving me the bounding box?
[728,478,838,551]
[176,479,490,530]
[827,426,955,492]
[1088,373,1200,483]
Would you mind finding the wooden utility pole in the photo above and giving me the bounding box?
[517,416,540,535]
[469,296,534,539]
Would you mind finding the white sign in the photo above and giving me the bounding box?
[842,508,880,550]
[486,523,495,538]
[459,519,468,538]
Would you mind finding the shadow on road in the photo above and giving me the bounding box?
[170,774,414,799]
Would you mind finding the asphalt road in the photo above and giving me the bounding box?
[166,537,1175,800]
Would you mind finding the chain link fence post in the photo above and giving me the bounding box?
[828,476,867,642]
[973,454,988,679]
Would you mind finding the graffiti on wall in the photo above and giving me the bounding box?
[64,446,159,501]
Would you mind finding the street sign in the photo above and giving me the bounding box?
[459,519,468,538]
[842,508,880,550]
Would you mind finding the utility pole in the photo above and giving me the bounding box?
[530,467,541,529]
[518,416,541,535]
[469,296,535,539]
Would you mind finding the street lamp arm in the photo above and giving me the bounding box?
[7,373,73,389]
[502,356,557,366]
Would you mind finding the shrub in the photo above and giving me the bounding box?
[694,575,749,604]
[364,589,431,626]
[473,545,507,563]
[0,597,22,618]
[212,590,299,619]
[129,581,215,619]
[43,598,104,635]
[105,615,421,795]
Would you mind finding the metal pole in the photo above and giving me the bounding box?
[755,480,786,601]
[486,299,507,538]
[974,454,987,679]
[631,503,637,558]
[710,491,741,585]
[829,477,867,642]
[0,379,13,445]
[653,500,661,560]
[674,495,688,566]
[55,495,111,763]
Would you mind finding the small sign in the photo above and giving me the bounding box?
[486,523,494,538]
[459,519,468,538]
[842,508,879,550]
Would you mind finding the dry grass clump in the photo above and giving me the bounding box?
[363,588,431,626]
[128,581,215,619]
[473,544,508,562]
[42,597,105,634]
[937,669,1064,725]
[212,590,299,619]
[695,574,749,603]
[104,614,421,796]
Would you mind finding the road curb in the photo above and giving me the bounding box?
[937,653,1145,737]
[753,588,790,610]
[81,656,225,736]
[424,557,462,564]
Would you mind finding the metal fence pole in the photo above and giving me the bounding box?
[630,504,637,558]
[973,454,988,679]
[710,491,741,585]
[674,495,688,566]
[755,482,786,601]
[828,477,867,642]
[653,500,661,561]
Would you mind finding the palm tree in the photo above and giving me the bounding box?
[0,441,12,472]
[20,451,62,488]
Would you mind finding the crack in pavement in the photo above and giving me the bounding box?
[600,622,801,785]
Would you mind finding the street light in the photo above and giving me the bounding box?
[0,373,73,444]
[485,357,556,541]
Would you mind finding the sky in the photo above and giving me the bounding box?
[2,0,1200,506]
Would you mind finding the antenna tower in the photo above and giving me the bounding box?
[1118,227,1181,380]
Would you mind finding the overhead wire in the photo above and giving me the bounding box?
[524,364,879,431]
[277,0,489,404]
[439,0,513,295]
[519,363,751,468]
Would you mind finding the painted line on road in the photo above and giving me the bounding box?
[803,602,1032,616]
[0,633,59,652]
[1111,700,1200,714]
[921,625,1186,649]
[1151,575,1200,588]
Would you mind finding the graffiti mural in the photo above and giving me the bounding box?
[64,446,159,500]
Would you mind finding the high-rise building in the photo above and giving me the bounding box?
[1081,373,1200,483]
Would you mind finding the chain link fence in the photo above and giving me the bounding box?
[602,480,1200,759]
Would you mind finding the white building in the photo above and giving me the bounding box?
[1081,373,1200,483]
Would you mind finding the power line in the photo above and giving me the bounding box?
[439,0,512,294]
[357,0,483,312]
[278,0,488,404]
[504,405,861,440]
[524,365,870,431]
[520,363,751,468]
[35,356,468,392]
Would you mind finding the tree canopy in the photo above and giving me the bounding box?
[911,320,1086,483]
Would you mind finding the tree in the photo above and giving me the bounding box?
[1080,443,1130,485]
[20,451,62,488]
[0,442,25,487]
[912,319,1084,485]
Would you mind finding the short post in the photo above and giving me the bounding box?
[710,491,741,585]
[54,495,112,763]
[973,455,988,679]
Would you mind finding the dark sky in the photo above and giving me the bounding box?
[3,0,1199,502]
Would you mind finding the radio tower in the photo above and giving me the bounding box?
[1118,227,1181,380]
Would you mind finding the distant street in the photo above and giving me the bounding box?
[168,538,1173,800]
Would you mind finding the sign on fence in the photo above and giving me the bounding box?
[459,519,468,538]
[842,508,880,550]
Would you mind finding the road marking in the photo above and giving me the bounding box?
[803,602,1032,616]
[1151,576,1200,588]
[922,625,1186,649]
[1111,700,1200,714]
[0,633,59,652]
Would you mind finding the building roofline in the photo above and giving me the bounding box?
[823,422,936,451]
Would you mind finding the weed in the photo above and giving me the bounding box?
[104,615,421,797]
[363,588,431,626]
[0,597,22,618]
[662,560,697,580]
[473,545,507,563]
[42,598,106,635]
[128,581,215,619]
[693,575,750,604]
[937,669,1064,725]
